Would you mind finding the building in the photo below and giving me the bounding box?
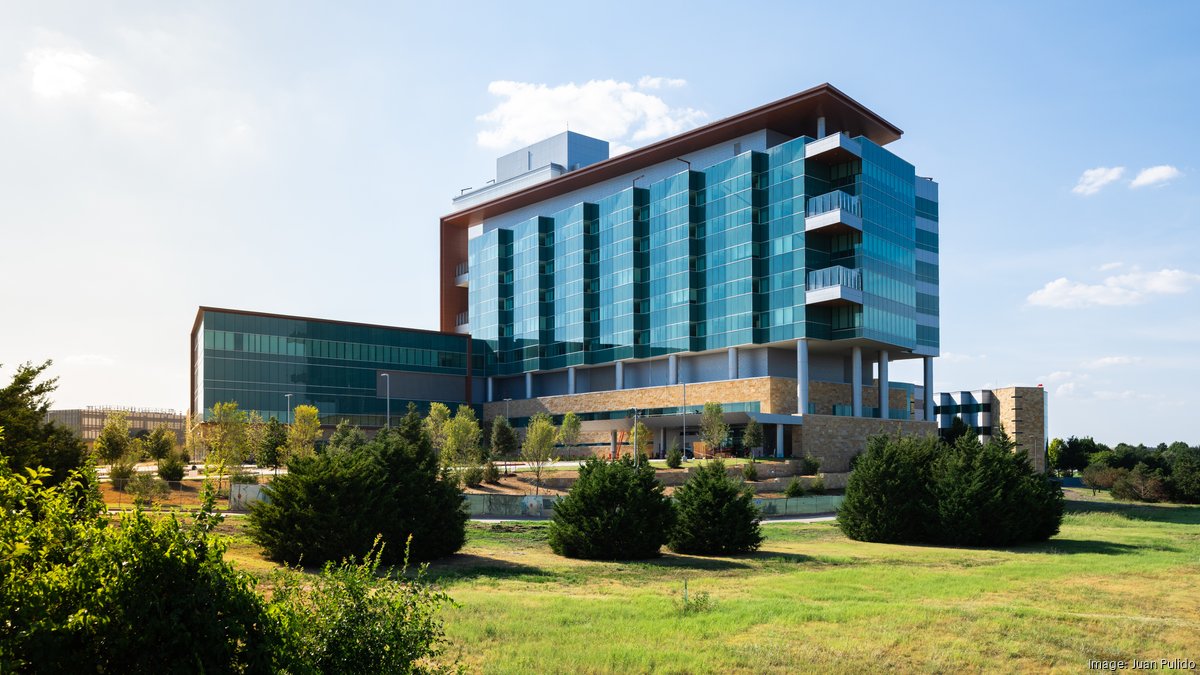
[46,406,186,450]
[936,386,1048,472]
[191,83,942,473]
[190,307,476,427]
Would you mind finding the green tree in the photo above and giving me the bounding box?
[558,411,582,456]
[837,434,939,544]
[144,425,176,460]
[939,415,973,446]
[666,440,683,469]
[204,402,250,495]
[1046,437,1064,475]
[742,418,764,456]
[548,456,675,560]
[1057,435,1103,474]
[670,459,764,555]
[630,419,652,459]
[258,416,288,473]
[699,402,729,454]
[0,361,90,488]
[94,410,132,464]
[327,419,367,453]
[521,412,559,496]
[285,404,322,465]
[423,402,451,459]
[443,405,483,470]
[490,415,519,458]
[157,448,187,482]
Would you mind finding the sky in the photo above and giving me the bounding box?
[0,1,1197,445]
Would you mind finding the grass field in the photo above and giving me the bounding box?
[218,493,1200,673]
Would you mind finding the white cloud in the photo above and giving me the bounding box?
[476,77,707,152]
[1055,382,1078,397]
[1027,268,1200,308]
[1097,261,1123,271]
[1131,165,1182,188]
[27,47,99,98]
[637,76,687,90]
[1082,355,1143,369]
[1072,166,1124,195]
[1039,371,1075,383]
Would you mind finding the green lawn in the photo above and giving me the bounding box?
[220,495,1200,673]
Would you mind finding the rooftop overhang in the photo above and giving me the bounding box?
[439,83,902,231]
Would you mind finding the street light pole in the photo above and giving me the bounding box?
[380,373,391,428]
[503,398,512,421]
[681,382,687,460]
[631,407,639,468]
[284,393,293,425]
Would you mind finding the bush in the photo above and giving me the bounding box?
[157,450,187,482]
[1112,464,1169,502]
[126,473,170,507]
[249,405,467,565]
[1081,463,1125,493]
[666,442,683,469]
[784,477,806,498]
[669,459,763,555]
[838,433,1063,546]
[808,476,825,495]
[800,454,821,475]
[483,461,501,484]
[741,461,758,482]
[109,451,137,490]
[549,456,674,560]
[461,465,485,488]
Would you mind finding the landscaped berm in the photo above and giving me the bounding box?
[217,488,1200,673]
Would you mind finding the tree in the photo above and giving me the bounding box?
[742,419,764,456]
[423,402,451,459]
[94,410,132,464]
[1046,437,1064,475]
[558,411,581,457]
[0,361,89,488]
[144,425,176,461]
[666,440,683,469]
[521,413,559,495]
[285,404,322,465]
[203,402,250,495]
[1057,435,1102,474]
[249,404,467,565]
[491,415,519,459]
[327,419,367,453]
[443,405,483,470]
[698,402,729,454]
[939,415,973,446]
[157,448,187,482]
[245,411,266,465]
[258,416,288,473]
[837,435,939,544]
[669,459,764,555]
[548,456,675,560]
[630,419,652,459]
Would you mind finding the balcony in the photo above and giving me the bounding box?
[454,261,469,288]
[805,190,862,235]
[806,265,863,306]
[454,311,470,334]
[804,132,862,164]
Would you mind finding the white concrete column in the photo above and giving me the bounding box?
[658,427,666,458]
[878,350,890,419]
[525,372,533,399]
[923,357,935,422]
[796,339,809,415]
[727,347,738,380]
[817,116,826,138]
[487,377,494,403]
[775,424,784,459]
[851,346,862,417]
[615,361,624,390]
[668,354,679,386]
[567,367,576,395]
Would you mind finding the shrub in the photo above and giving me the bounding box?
[838,433,1063,546]
[670,459,763,555]
[1112,464,1169,502]
[126,473,169,507]
[483,461,501,484]
[1081,463,1125,493]
[1169,448,1200,503]
[808,476,825,495]
[800,454,821,475]
[229,467,259,485]
[109,451,137,490]
[269,537,455,674]
[157,450,187,482]
[784,477,806,498]
[549,456,674,560]
[461,465,485,488]
[249,405,467,565]
[741,461,758,482]
[666,442,683,469]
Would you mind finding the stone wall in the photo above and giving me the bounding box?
[794,415,937,472]
[992,386,1047,473]
[808,381,913,415]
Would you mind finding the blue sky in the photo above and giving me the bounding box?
[1,1,1197,444]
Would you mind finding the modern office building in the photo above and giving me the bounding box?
[192,83,943,473]
[46,406,186,450]
[190,307,476,427]
[936,386,1048,472]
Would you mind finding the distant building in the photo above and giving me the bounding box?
[936,386,1048,472]
[46,406,186,450]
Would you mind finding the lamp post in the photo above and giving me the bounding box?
[284,394,293,425]
[631,407,639,468]
[681,382,687,460]
[380,373,391,428]
[503,398,512,421]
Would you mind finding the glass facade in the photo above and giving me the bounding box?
[194,310,474,426]
[466,132,936,376]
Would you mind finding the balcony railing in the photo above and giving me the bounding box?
[455,261,469,276]
[806,190,861,218]
[455,312,469,326]
[807,265,861,291]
